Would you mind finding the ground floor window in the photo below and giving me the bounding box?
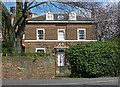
[36,48,46,56]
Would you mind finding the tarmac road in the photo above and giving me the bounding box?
[2,77,118,86]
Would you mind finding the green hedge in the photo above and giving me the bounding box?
[66,41,120,78]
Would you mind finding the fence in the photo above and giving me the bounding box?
[2,56,56,80]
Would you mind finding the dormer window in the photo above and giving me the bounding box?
[58,15,64,20]
[46,12,54,20]
[69,12,76,20]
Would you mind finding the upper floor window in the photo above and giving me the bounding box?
[69,12,76,20]
[78,29,86,40]
[37,29,44,40]
[58,29,65,40]
[58,15,64,20]
[46,12,54,20]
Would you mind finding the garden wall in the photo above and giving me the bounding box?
[2,56,55,80]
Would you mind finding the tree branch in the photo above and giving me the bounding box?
[27,1,48,10]
[27,1,35,8]
[13,15,24,31]
[50,2,65,11]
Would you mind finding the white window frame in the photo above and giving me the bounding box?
[36,48,46,53]
[0,33,2,38]
[69,12,76,20]
[46,12,54,20]
[37,29,45,40]
[58,29,65,41]
[22,34,25,39]
[11,18,14,26]
[77,29,86,40]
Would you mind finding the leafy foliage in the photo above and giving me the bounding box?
[66,41,120,78]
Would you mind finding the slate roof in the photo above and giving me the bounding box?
[27,13,93,21]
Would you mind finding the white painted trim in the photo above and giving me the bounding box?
[22,34,25,39]
[36,48,46,53]
[77,29,86,40]
[0,33,2,38]
[27,21,96,23]
[36,29,45,40]
[24,40,97,42]
[69,12,76,20]
[46,12,54,20]
[58,29,65,40]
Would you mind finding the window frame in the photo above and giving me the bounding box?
[69,12,76,20]
[37,29,45,40]
[77,29,86,40]
[36,48,46,53]
[58,29,65,41]
[46,12,54,20]
[0,33,2,38]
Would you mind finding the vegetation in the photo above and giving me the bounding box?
[2,1,14,53]
[66,40,120,78]
[2,51,50,62]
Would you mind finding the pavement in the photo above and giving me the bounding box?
[2,77,118,85]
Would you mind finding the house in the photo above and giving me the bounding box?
[24,11,97,67]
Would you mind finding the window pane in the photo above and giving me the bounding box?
[39,37,43,39]
[58,30,64,40]
[79,35,84,39]
[79,30,84,34]
[37,49,44,53]
[37,49,45,56]
[38,30,44,40]
[38,35,43,39]
[38,30,43,34]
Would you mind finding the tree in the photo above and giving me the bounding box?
[94,3,120,41]
[1,1,14,53]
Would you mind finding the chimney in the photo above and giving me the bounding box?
[91,7,95,19]
[10,6,15,16]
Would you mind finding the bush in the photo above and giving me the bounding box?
[66,41,120,78]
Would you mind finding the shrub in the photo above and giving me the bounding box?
[66,41,120,78]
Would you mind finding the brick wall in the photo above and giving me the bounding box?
[25,42,88,53]
[2,56,55,80]
[25,23,97,40]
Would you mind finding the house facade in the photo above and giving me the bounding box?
[24,12,97,67]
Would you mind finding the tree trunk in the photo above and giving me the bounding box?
[13,32,22,54]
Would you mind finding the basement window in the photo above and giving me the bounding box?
[36,48,45,53]
[36,48,46,56]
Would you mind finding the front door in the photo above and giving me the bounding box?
[58,49,65,66]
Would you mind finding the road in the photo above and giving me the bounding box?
[2,77,118,87]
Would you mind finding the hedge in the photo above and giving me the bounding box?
[66,41,120,78]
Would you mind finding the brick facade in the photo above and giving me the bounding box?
[25,23,97,41]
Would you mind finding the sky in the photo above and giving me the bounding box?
[2,0,120,16]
